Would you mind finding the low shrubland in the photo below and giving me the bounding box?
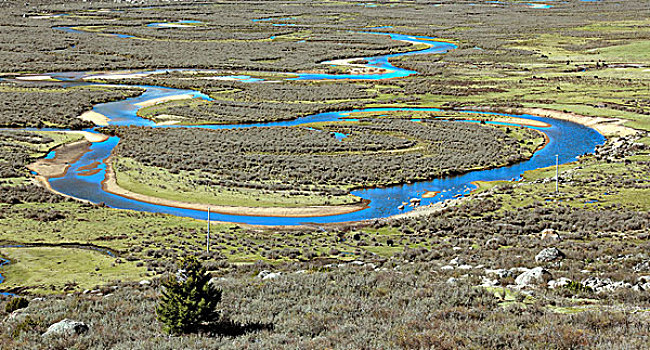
[105,119,542,203]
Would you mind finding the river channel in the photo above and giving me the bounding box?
[24,30,604,225]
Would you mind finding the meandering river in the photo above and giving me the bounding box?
[24,29,604,225]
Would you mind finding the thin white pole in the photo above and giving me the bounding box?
[555,154,559,193]
[207,207,210,253]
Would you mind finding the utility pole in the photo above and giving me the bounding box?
[206,207,210,253]
[555,154,559,194]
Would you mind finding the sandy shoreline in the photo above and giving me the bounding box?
[27,140,91,178]
[473,107,639,137]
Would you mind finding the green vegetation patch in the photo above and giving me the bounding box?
[0,246,147,294]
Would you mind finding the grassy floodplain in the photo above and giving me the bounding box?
[0,0,648,348]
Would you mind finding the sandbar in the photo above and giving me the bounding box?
[27,140,91,178]
[80,111,110,126]
[134,94,195,108]
[476,107,640,137]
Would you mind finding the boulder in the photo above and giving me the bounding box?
[547,277,572,289]
[535,247,565,263]
[257,270,281,280]
[42,319,89,338]
[515,267,552,286]
[582,277,611,292]
[256,270,271,279]
[540,229,562,243]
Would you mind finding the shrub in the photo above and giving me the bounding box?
[564,281,593,295]
[5,297,29,314]
[156,256,222,335]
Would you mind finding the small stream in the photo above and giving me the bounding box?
[17,24,605,225]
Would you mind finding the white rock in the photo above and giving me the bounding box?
[515,267,552,286]
[480,277,499,287]
[256,270,271,279]
[262,272,281,280]
[457,264,473,270]
[540,229,562,242]
[446,277,458,285]
[42,319,89,338]
[535,247,565,263]
[138,280,151,286]
[449,257,464,266]
[548,277,572,289]
[440,265,454,271]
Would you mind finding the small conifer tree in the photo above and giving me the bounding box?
[156,256,222,334]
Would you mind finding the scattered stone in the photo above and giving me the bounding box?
[42,319,89,338]
[256,270,271,279]
[634,261,650,272]
[548,277,572,289]
[449,257,465,266]
[263,272,281,280]
[440,265,454,271]
[138,280,151,286]
[480,276,499,287]
[535,247,565,263]
[515,267,552,286]
[540,229,562,243]
[485,268,514,279]
[257,270,281,280]
[446,277,458,285]
[458,264,473,270]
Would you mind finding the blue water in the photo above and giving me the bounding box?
[0,258,16,296]
[291,33,457,81]
[527,3,553,9]
[35,23,605,225]
[47,103,604,225]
